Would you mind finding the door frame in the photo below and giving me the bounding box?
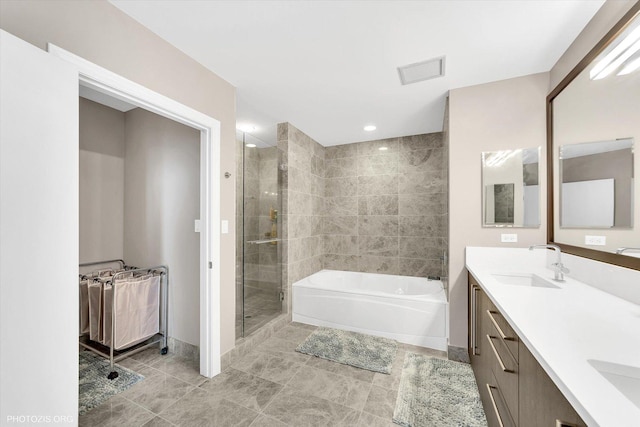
[48,44,221,377]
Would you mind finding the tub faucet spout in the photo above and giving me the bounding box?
[529,244,569,282]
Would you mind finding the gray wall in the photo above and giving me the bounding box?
[323,133,447,277]
[279,123,325,317]
[562,148,633,227]
[79,98,125,263]
[123,108,201,346]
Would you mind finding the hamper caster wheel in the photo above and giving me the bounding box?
[108,371,119,380]
[161,347,168,355]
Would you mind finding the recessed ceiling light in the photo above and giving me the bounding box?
[379,147,388,151]
[237,123,256,133]
[364,125,376,131]
[245,143,257,148]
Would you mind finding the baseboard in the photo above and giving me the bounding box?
[168,337,199,363]
[448,345,470,363]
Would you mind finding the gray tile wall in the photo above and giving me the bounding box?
[278,123,325,318]
[324,133,447,278]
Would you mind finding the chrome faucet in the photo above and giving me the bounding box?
[616,247,640,255]
[529,244,569,282]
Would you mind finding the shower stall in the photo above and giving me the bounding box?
[235,129,283,338]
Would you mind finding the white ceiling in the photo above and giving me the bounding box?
[110,0,604,146]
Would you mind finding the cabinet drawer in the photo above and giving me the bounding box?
[486,371,517,427]
[485,303,518,361]
[486,334,518,422]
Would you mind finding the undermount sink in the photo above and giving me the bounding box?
[491,273,560,289]
[589,359,640,410]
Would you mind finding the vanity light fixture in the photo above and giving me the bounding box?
[590,25,640,80]
[379,147,388,151]
[245,143,256,148]
[364,125,376,131]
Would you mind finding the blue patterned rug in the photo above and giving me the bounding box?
[79,351,144,415]
[393,353,487,427]
[295,327,398,374]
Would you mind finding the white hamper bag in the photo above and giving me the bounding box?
[87,280,102,342]
[79,279,90,335]
[113,275,160,350]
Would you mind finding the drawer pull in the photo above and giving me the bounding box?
[487,310,515,341]
[486,384,505,427]
[471,285,480,356]
[486,334,514,373]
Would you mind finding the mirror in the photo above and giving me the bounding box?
[560,138,634,228]
[548,4,640,268]
[482,148,540,228]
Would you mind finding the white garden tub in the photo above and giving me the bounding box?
[292,269,448,351]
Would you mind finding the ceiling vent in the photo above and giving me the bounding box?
[397,56,445,85]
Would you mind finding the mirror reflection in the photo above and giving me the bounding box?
[482,148,540,228]
[560,138,634,228]
[552,11,640,256]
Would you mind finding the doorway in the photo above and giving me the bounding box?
[49,44,222,378]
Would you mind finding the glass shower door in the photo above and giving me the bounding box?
[236,130,282,338]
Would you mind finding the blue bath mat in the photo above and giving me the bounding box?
[79,351,144,415]
[295,327,397,374]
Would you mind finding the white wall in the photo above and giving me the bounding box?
[1,30,78,423]
[124,108,201,346]
[448,73,549,349]
[79,98,125,263]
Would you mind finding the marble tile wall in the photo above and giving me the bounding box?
[324,133,447,277]
[278,123,325,318]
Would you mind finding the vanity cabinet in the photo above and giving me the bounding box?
[469,273,586,427]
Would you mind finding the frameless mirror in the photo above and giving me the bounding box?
[482,148,540,227]
[560,138,634,228]
[549,5,640,267]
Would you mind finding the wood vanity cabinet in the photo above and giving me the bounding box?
[468,273,587,427]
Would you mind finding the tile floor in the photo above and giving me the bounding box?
[79,322,447,427]
[242,287,282,337]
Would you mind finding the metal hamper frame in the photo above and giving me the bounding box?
[79,259,169,379]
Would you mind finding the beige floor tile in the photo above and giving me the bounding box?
[248,414,289,427]
[149,354,206,386]
[130,347,165,366]
[262,387,360,427]
[231,351,303,385]
[286,365,371,410]
[254,337,311,364]
[78,396,154,427]
[357,411,397,427]
[362,386,398,419]
[199,368,282,412]
[272,324,315,343]
[159,388,259,427]
[142,416,176,426]
[305,356,376,383]
[121,366,194,414]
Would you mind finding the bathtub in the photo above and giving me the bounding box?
[292,269,448,351]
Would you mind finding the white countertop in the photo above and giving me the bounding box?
[465,247,640,427]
